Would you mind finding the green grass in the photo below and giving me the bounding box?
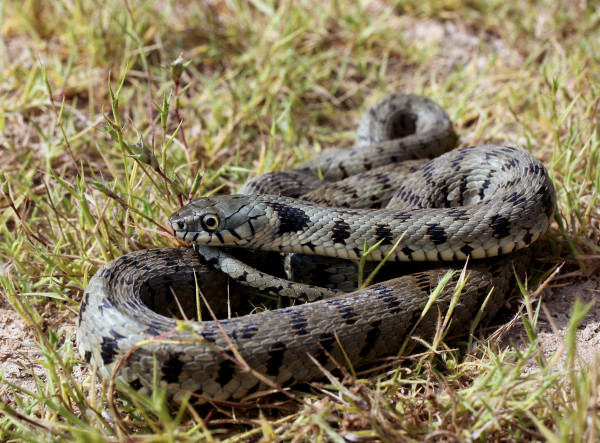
[1,0,599,440]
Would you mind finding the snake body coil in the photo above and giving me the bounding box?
[77,94,556,404]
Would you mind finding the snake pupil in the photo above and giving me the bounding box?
[202,214,219,231]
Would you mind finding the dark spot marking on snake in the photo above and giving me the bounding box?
[100,330,125,365]
[489,214,511,239]
[237,270,248,282]
[205,256,219,267]
[302,241,316,252]
[415,273,433,293]
[401,246,413,258]
[359,319,382,357]
[374,224,393,245]
[83,350,91,364]
[318,333,336,350]
[538,184,555,217]
[214,231,225,244]
[448,209,469,221]
[332,220,351,245]
[503,191,527,206]
[240,324,258,340]
[313,332,336,366]
[144,323,161,337]
[244,380,261,396]
[392,212,411,223]
[338,164,349,178]
[522,231,533,245]
[129,378,143,391]
[426,224,447,245]
[339,306,358,325]
[119,275,135,286]
[457,179,469,205]
[528,162,541,175]
[505,157,519,171]
[98,297,116,315]
[201,330,216,343]
[228,228,242,240]
[78,293,90,323]
[266,342,288,377]
[290,313,309,336]
[267,202,311,234]
[460,244,474,257]
[162,353,185,383]
[386,297,402,314]
[216,357,237,387]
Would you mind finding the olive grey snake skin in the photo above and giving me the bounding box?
[77,94,556,404]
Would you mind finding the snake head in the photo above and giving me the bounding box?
[168,195,269,246]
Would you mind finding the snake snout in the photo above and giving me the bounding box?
[167,206,201,240]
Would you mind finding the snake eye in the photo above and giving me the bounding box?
[201,214,220,231]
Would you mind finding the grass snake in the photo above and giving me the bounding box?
[77,94,556,404]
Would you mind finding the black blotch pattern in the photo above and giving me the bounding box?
[244,380,261,396]
[392,213,411,223]
[426,224,448,245]
[215,354,237,387]
[460,244,474,257]
[489,214,512,238]
[414,273,433,293]
[290,312,309,336]
[267,202,311,234]
[401,246,413,258]
[98,297,115,315]
[314,332,336,366]
[302,241,316,252]
[375,285,402,314]
[201,330,216,343]
[503,191,527,206]
[374,224,393,245]
[339,164,349,178]
[359,320,382,357]
[339,305,358,325]
[129,378,143,390]
[266,342,288,377]
[240,324,258,340]
[332,220,351,244]
[78,292,90,324]
[447,209,469,221]
[538,184,555,217]
[161,352,183,383]
[100,330,125,365]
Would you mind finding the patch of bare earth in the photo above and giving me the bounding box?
[0,286,83,404]
[0,295,45,399]
[502,277,600,371]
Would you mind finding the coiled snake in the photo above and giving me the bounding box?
[77,94,556,404]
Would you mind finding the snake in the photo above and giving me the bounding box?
[77,94,556,405]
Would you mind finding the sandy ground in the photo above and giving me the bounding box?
[501,276,600,372]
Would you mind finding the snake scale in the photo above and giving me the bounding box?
[77,94,556,404]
